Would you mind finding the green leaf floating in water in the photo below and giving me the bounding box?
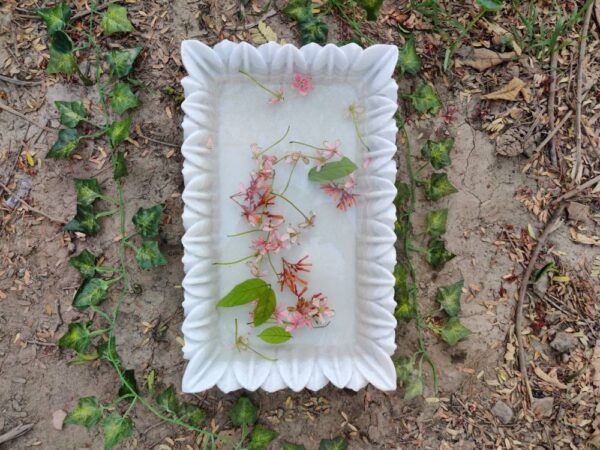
[257,326,292,344]
[217,278,271,308]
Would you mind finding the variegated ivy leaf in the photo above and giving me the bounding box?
[64,205,101,235]
[422,173,458,202]
[394,263,415,322]
[477,0,504,12]
[100,4,134,35]
[47,47,78,75]
[135,241,167,270]
[112,151,128,180]
[217,278,270,307]
[64,396,102,429]
[58,321,93,353]
[436,279,464,317]
[394,355,413,385]
[426,238,456,269]
[282,0,312,22]
[425,208,448,237]
[398,37,422,74]
[69,249,97,278]
[299,17,329,45]
[441,317,471,345]
[37,4,71,33]
[357,0,384,21]
[282,442,306,450]
[179,403,206,426]
[421,138,454,170]
[106,116,132,148]
[229,395,257,426]
[102,413,133,450]
[73,278,109,310]
[319,437,348,450]
[55,101,87,128]
[249,424,278,450]
[51,30,73,53]
[97,337,121,367]
[403,373,424,400]
[411,83,441,115]
[156,385,179,414]
[109,82,141,114]
[257,326,292,344]
[132,204,164,237]
[118,369,139,397]
[308,157,357,182]
[74,178,102,206]
[46,128,81,159]
[106,47,142,78]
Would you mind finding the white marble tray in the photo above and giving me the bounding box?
[180,40,398,392]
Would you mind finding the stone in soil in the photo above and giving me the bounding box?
[532,397,554,418]
[491,400,514,424]
[550,331,578,353]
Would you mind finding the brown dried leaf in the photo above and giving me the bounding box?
[534,366,568,389]
[456,47,516,71]
[570,228,600,245]
[482,78,527,102]
[592,342,600,388]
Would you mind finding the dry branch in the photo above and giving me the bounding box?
[0,423,33,445]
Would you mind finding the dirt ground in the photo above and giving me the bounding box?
[1,0,599,449]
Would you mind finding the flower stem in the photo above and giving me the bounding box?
[239,69,283,100]
[279,160,298,196]
[259,125,290,156]
[351,107,371,152]
[213,254,256,266]
[227,229,261,238]
[271,192,309,221]
[289,140,323,151]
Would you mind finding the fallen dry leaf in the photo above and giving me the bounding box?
[534,366,568,389]
[456,46,516,71]
[485,21,523,55]
[570,228,600,245]
[593,342,600,388]
[482,77,528,101]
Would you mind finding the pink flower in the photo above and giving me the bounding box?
[252,237,270,255]
[268,89,284,104]
[299,211,316,228]
[321,140,341,159]
[285,311,313,332]
[362,158,372,170]
[291,73,313,96]
[273,305,287,325]
[250,143,262,159]
[320,175,358,211]
[285,151,310,164]
[248,259,267,278]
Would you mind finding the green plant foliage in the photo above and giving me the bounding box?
[69,350,100,365]
[74,178,103,206]
[101,5,134,35]
[112,151,128,180]
[37,3,71,34]
[106,116,132,147]
[50,30,73,54]
[283,0,312,21]
[257,326,292,344]
[156,385,179,414]
[106,47,142,78]
[476,0,504,12]
[47,46,78,75]
[308,157,358,182]
[403,373,424,400]
[217,278,271,307]
[97,337,121,367]
[64,396,103,429]
[394,355,413,385]
[132,204,164,237]
[58,321,93,353]
[394,181,411,209]
[64,205,101,235]
[299,16,329,45]
[422,173,458,202]
[110,82,141,114]
[118,369,139,397]
[73,278,110,310]
[229,395,257,427]
[47,128,81,159]
[282,442,306,450]
[436,280,463,317]
[319,437,348,450]
[179,403,206,426]
[398,37,422,74]
[135,241,167,270]
[249,424,278,450]
[55,101,87,128]
[411,83,442,115]
[440,317,471,345]
[69,249,98,278]
[426,238,456,269]
[424,208,448,237]
[102,413,133,450]
[356,0,384,20]
[253,288,276,326]
[394,264,415,322]
[421,138,453,170]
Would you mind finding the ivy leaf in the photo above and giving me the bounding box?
[426,238,456,269]
[73,278,109,310]
[283,0,312,21]
[132,204,164,237]
[64,396,102,429]
[319,437,348,450]
[394,263,415,322]
[394,181,411,210]
[69,249,98,278]
[118,369,139,397]
[424,208,448,237]
[398,37,422,74]
[421,138,453,170]
[47,47,78,75]
[179,403,206,426]
[298,16,329,45]
[97,337,121,368]
[46,128,80,159]
[253,288,276,326]
[308,157,358,182]
[106,47,142,78]
[55,101,87,128]
[257,326,292,344]
[249,424,278,450]
[101,413,133,450]
[422,173,458,202]
[100,4,134,35]
[74,178,102,206]
[229,395,257,426]
[64,205,101,235]
[106,116,132,147]
[476,0,504,12]
[109,82,141,114]
[135,241,167,270]
[217,278,270,308]
[441,317,471,346]
[436,280,464,317]
[282,443,306,450]
[112,151,128,180]
[394,355,413,386]
[50,30,73,54]
[356,0,384,20]
[156,385,179,414]
[37,3,71,34]
[411,83,441,115]
[404,373,424,400]
[58,321,93,353]
[69,351,100,365]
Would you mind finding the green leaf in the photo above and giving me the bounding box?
[180,403,206,426]
[319,437,348,450]
[229,395,257,426]
[106,116,132,147]
[308,157,358,182]
[132,204,164,237]
[64,205,101,235]
[112,151,128,180]
[46,128,80,159]
[249,424,278,450]
[69,249,98,279]
[100,4,134,35]
[404,373,424,400]
[50,30,73,54]
[421,138,453,170]
[441,317,471,346]
[253,288,276,326]
[109,82,141,114]
[356,0,384,20]
[282,443,306,450]
[135,241,167,270]
[398,37,422,74]
[69,350,100,365]
[283,0,312,21]
[422,173,458,202]
[64,396,102,429]
[118,369,139,397]
[106,47,142,78]
[73,278,109,310]
[58,321,92,353]
[298,16,329,45]
[217,278,270,308]
[257,326,292,344]
[101,413,133,450]
[436,280,463,317]
[47,47,78,75]
[394,355,413,386]
[424,208,448,237]
[74,178,103,207]
[156,385,179,414]
[533,262,557,283]
[411,83,441,115]
[97,337,121,367]
[476,0,504,12]
[55,100,87,128]
[426,238,456,269]
[394,263,415,322]
[394,181,411,210]
[37,3,71,33]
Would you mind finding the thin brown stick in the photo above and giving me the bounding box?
[0,181,67,224]
[0,102,54,132]
[532,110,573,156]
[553,174,600,204]
[0,74,42,86]
[137,132,180,149]
[515,204,566,407]
[0,423,34,445]
[547,51,558,166]
[572,2,594,184]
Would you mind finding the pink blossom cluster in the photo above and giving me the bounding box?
[320,174,358,211]
[268,72,313,104]
[274,293,335,331]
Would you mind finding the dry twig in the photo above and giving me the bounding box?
[547,51,558,166]
[137,132,180,149]
[0,74,42,86]
[0,423,34,445]
[532,111,573,156]
[553,174,600,204]
[0,102,54,132]
[0,181,67,224]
